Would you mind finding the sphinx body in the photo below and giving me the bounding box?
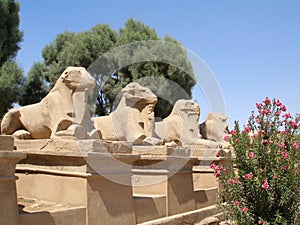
[93,82,160,145]
[155,99,201,146]
[1,66,96,139]
[199,112,230,148]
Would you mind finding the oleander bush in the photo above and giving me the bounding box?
[211,98,300,225]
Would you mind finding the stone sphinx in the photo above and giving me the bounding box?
[154,100,230,149]
[155,99,201,146]
[93,82,161,145]
[1,66,96,139]
[199,112,230,148]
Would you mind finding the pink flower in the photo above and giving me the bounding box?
[275,99,282,107]
[292,142,299,149]
[260,140,268,145]
[224,136,230,142]
[243,173,253,179]
[248,152,255,159]
[259,109,271,115]
[283,113,291,119]
[279,142,286,148]
[243,126,251,133]
[233,178,238,185]
[264,109,271,115]
[281,151,289,159]
[259,130,265,135]
[242,207,249,212]
[216,150,221,157]
[269,140,273,145]
[262,180,269,190]
[235,138,239,143]
[290,121,298,129]
[227,178,233,184]
[275,111,281,117]
[273,175,278,179]
[210,164,225,177]
[230,130,237,135]
[281,105,287,112]
[255,117,260,123]
[256,103,262,108]
[283,165,288,170]
[233,201,239,206]
[214,170,221,177]
[258,221,264,224]
[263,97,271,105]
[256,103,263,109]
[210,163,216,169]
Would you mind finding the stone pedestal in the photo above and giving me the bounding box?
[85,153,139,225]
[0,135,15,150]
[0,137,26,225]
[16,149,140,225]
[132,155,199,216]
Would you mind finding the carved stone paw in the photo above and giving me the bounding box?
[55,124,87,139]
[197,139,221,148]
[164,141,177,147]
[87,129,101,139]
[221,141,231,149]
[142,137,162,146]
[132,135,146,145]
[13,130,32,139]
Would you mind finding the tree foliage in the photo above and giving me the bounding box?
[0,61,23,117]
[41,25,118,85]
[24,19,195,118]
[19,62,48,106]
[0,0,24,118]
[0,0,23,65]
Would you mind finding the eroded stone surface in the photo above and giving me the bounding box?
[1,67,96,140]
[14,138,132,154]
[199,113,230,149]
[155,99,201,146]
[199,112,229,143]
[93,82,159,144]
[0,135,14,150]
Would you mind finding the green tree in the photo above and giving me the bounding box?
[0,0,24,117]
[41,25,118,86]
[0,61,23,117]
[112,19,195,118]
[0,0,23,65]
[26,19,195,118]
[19,62,48,106]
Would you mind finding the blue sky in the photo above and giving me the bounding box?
[17,0,300,128]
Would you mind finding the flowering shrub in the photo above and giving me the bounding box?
[212,98,299,224]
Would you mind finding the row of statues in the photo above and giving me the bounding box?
[1,67,229,148]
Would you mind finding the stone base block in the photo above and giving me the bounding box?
[136,205,221,225]
[14,139,132,154]
[132,146,190,156]
[195,188,218,209]
[134,194,166,223]
[19,205,86,225]
[16,173,86,207]
[0,135,14,150]
[193,172,218,189]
